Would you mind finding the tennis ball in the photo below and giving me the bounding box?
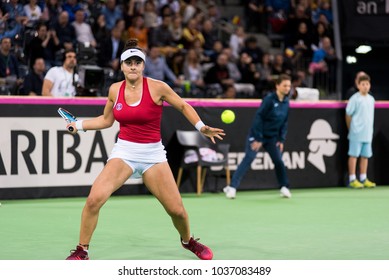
[221,109,235,124]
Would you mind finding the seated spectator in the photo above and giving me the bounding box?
[312,1,332,25]
[100,0,122,31]
[3,0,29,27]
[23,0,43,27]
[0,37,22,94]
[311,21,332,50]
[183,48,205,97]
[26,22,60,69]
[244,0,267,33]
[203,53,235,98]
[127,15,149,51]
[266,0,290,34]
[181,0,197,24]
[224,47,256,98]
[202,19,219,54]
[203,1,221,23]
[42,49,78,97]
[207,39,224,63]
[61,0,81,23]
[309,36,337,93]
[289,22,313,70]
[229,25,246,61]
[82,0,103,22]
[286,3,313,38]
[144,46,181,88]
[167,49,185,78]
[257,52,273,96]
[289,71,308,99]
[237,52,261,97]
[143,0,159,29]
[157,0,181,16]
[240,36,264,64]
[72,8,97,48]
[91,14,109,50]
[0,8,22,41]
[271,53,293,76]
[98,25,124,74]
[41,0,63,29]
[53,11,76,51]
[21,57,45,95]
[114,19,127,43]
[2,0,27,40]
[182,18,205,49]
[222,47,241,81]
[170,14,184,46]
[149,14,178,55]
[266,0,291,15]
[308,36,335,74]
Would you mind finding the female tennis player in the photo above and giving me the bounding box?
[65,39,224,260]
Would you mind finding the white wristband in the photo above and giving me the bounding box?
[75,120,85,131]
[195,121,205,132]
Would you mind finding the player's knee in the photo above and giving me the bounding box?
[167,205,187,220]
[85,195,105,212]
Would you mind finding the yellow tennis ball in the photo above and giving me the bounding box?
[221,109,235,124]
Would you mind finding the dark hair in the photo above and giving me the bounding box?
[62,49,76,62]
[36,21,48,31]
[123,38,145,53]
[357,74,371,84]
[275,74,291,85]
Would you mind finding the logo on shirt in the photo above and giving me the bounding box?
[116,103,123,111]
[306,119,339,173]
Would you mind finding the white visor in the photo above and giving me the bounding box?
[120,49,146,63]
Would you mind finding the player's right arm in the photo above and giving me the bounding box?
[70,83,119,132]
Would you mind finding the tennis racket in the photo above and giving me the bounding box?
[57,107,77,132]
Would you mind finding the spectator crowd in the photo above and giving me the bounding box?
[0,0,335,99]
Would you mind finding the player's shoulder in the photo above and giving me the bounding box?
[146,77,168,87]
[108,80,124,97]
[146,77,170,92]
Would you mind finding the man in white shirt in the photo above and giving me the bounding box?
[42,50,78,97]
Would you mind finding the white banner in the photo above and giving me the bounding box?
[0,260,389,280]
[0,117,141,188]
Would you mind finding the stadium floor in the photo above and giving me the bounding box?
[0,186,388,260]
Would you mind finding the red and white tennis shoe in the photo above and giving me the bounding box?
[182,237,213,260]
[66,245,89,260]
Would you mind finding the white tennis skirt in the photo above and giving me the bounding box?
[108,138,167,163]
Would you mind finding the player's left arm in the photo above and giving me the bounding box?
[152,79,225,143]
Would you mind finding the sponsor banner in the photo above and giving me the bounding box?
[163,106,349,191]
[339,0,389,42]
[0,117,142,188]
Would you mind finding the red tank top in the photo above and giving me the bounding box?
[113,78,163,143]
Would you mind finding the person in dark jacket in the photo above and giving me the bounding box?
[21,57,45,95]
[223,74,292,199]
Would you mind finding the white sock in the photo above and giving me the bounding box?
[349,174,356,182]
[360,174,367,182]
